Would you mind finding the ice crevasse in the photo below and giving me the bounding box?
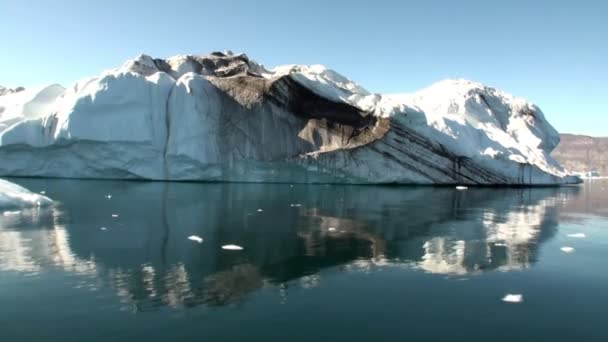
[0,51,581,185]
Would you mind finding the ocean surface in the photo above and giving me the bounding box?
[1,178,607,341]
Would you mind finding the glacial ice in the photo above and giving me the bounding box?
[502,294,523,303]
[567,233,586,238]
[0,52,582,185]
[188,235,204,244]
[560,246,576,253]
[0,178,52,209]
[222,245,244,251]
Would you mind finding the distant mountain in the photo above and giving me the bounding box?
[553,134,608,176]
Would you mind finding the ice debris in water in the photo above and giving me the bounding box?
[328,227,337,232]
[567,233,586,238]
[111,214,119,218]
[222,244,244,250]
[40,191,46,195]
[502,294,523,303]
[3,210,21,217]
[257,209,263,212]
[290,203,302,207]
[561,246,575,253]
[188,235,203,243]
[456,186,468,190]
[100,227,107,231]
[105,194,112,199]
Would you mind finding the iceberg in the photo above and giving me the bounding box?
[0,52,581,185]
[0,178,52,209]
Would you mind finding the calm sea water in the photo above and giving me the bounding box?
[1,178,607,341]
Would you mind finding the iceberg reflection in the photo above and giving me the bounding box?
[0,179,581,310]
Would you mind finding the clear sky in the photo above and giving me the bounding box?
[1,0,606,136]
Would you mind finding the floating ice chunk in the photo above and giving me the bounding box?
[290,203,302,207]
[3,210,21,217]
[502,294,523,303]
[456,186,468,190]
[0,179,52,209]
[494,242,508,247]
[257,209,263,212]
[328,227,337,232]
[40,191,46,195]
[222,244,244,250]
[567,233,586,238]
[111,214,119,218]
[560,246,575,253]
[100,227,107,231]
[105,194,112,199]
[188,235,203,243]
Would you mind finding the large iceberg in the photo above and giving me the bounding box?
[0,51,580,185]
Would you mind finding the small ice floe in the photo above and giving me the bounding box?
[494,242,508,247]
[328,227,337,232]
[105,194,112,199]
[111,214,119,218]
[40,191,46,195]
[100,227,107,231]
[2,210,21,217]
[456,186,468,190]
[502,293,523,303]
[567,233,586,239]
[290,203,302,207]
[257,209,263,212]
[188,235,203,244]
[561,246,576,254]
[222,244,244,251]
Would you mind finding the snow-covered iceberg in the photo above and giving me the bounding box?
[0,51,581,185]
[0,178,52,209]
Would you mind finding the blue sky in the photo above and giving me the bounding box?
[1,0,606,136]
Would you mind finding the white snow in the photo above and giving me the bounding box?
[0,52,580,185]
[222,244,244,251]
[502,294,523,303]
[456,186,468,190]
[0,84,65,135]
[111,214,119,218]
[0,179,52,209]
[560,246,576,253]
[187,235,203,243]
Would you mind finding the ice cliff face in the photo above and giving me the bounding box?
[0,51,580,184]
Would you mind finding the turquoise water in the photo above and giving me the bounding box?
[1,178,607,341]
